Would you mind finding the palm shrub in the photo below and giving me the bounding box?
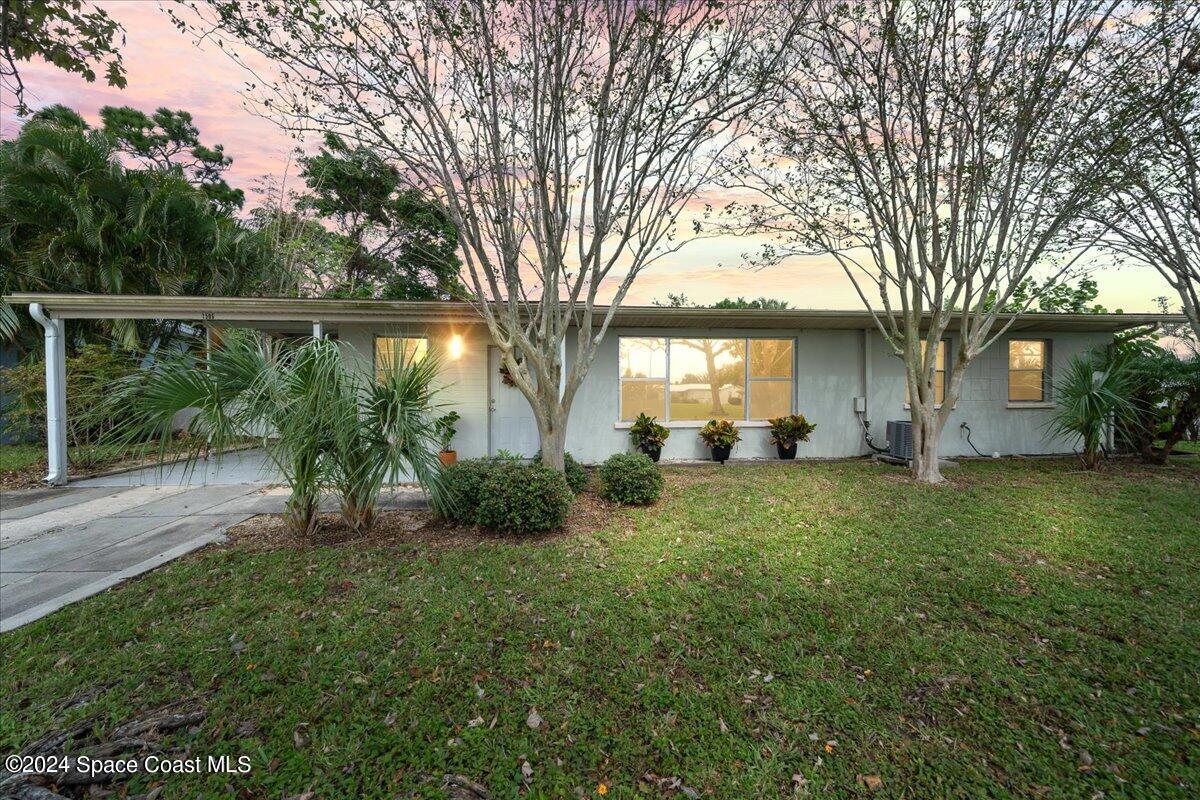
[1111,341,1200,464]
[114,331,445,537]
[1047,352,1139,469]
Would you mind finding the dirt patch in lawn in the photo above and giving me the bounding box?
[224,490,628,551]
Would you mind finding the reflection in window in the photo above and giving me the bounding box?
[617,337,794,422]
[375,336,428,378]
[618,337,666,421]
[1009,340,1047,401]
[669,339,746,421]
[749,339,793,419]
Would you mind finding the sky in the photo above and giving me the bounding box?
[0,1,1178,312]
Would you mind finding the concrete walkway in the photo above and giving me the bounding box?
[0,483,276,631]
[2,449,428,631]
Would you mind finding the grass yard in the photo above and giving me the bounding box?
[0,443,44,472]
[2,460,1198,798]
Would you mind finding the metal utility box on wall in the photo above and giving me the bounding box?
[887,420,913,460]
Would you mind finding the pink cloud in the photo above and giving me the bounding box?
[0,1,1177,312]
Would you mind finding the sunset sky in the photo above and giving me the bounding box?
[0,1,1176,311]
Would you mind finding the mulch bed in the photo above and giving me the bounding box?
[223,489,626,552]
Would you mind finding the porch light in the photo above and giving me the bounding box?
[448,333,464,360]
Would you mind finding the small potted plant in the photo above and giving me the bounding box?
[629,412,670,462]
[698,419,740,464]
[767,414,817,459]
[435,411,461,466]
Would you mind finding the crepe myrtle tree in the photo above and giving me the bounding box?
[1091,12,1200,344]
[726,0,1191,483]
[175,0,801,470]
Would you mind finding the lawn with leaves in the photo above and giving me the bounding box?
[2,460,1198,798]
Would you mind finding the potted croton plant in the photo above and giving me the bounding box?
[767,414,817,460]
[698,419,740,464]
[435,411,461,466]
[629,413,670,462]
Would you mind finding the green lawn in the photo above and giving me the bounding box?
[2,460,1198,798]
[0,443,44,472]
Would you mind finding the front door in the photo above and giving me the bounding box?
[487,347,540,457]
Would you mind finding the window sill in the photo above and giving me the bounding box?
[1007,402,1055,409]
[614,420,773,429]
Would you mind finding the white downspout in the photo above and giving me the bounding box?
[29,303,68,485]
[312,320,324,339]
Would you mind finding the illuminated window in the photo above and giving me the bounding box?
[748,339,794,419]
[618,337,667,421]
[617,337,794,422]
[1009,340,1047,402]
[907,339,948,405]
[375,336,428,377]
[670,338,746,421]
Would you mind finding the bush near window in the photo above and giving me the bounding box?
[475,461,573,533]
[599,452,663,506]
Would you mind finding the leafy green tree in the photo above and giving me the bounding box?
[987,277,1119,314]
[296,133,462,300]
[0,0,126,114]
[0,115,268,347]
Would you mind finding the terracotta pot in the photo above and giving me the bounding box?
[438,450,458,467]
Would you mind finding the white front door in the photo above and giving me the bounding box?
[487,347,541,457]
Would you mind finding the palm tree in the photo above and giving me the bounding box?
[115,331,446,537]
[1047,353,1140,469]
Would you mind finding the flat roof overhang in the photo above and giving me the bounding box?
[3,293,1185,333]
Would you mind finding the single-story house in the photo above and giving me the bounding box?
[6,293,1183,483]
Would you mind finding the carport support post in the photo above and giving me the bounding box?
[29,303,68,485]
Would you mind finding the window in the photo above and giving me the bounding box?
[375,336,428,377]
[618,336,794,422]
[1009,340,1047,402]
[619,337,667,421]
[906,339,948,405]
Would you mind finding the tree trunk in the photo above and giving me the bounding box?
[536,405,568,472]
[910,402,945,484]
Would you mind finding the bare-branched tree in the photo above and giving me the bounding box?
[178,0,798,469]
[1093,12,1200,344]
[727,0,1192,482]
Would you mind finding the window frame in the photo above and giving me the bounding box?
[905,337,951,408]
[1007,338,1051,404]
[617,335,796,423]
[374,334,430,378]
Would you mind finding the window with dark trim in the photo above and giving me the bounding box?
[618,336,794,422]
[1008,340,1048,402]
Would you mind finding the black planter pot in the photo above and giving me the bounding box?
[638,444,662,463]
[776,442,798,460]
[711,444,732,464]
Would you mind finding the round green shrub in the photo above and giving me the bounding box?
[599,452,663,505]
[475,461,573,534]
[534,450,589,493]
[440,457,505,523]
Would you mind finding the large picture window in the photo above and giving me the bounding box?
[618,336,793,422]
[1008,340,1048,402]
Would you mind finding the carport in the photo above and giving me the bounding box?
[6,293,479,485]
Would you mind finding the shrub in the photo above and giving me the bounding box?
[599,452,663,505]
[629,413,670,449]
[768,414,817,447]
[698,419,740,448]
[1047,353,1139,469]
[533,449,588,493]
[475,461,573,533]
[440,457,506,523]
[1,344,139,447]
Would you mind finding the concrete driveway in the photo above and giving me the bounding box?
[1,449,427,631]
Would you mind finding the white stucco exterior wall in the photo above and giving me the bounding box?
[337,322,1113,464]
